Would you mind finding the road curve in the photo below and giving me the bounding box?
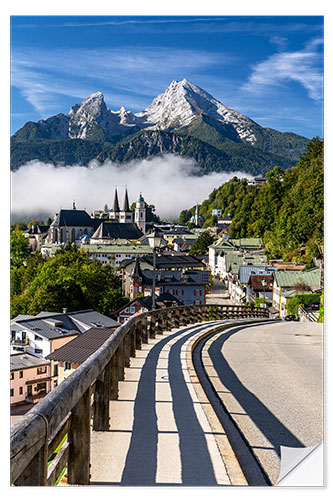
[197,321,323,485]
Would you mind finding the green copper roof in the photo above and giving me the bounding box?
[273,268,321,289]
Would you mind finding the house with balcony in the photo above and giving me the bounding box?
[10,353,51,406]
[11,309,120,394]
[129,259,209,305]
[120,255,206,296]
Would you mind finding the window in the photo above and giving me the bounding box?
[19,371,23,378]
[130,306,135,314]
[176,289,184,296]
[10,389,14,397]
[64,362,72,371]
[35,348,42,354]
[194,289,202,296]
[34,334,42,341]
[37,366,47,375]
[194,299,202,305]
[19,387,23,395]
[11,372,14,380]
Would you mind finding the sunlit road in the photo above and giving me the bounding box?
[206,278,233,305]
[202,321,323,484]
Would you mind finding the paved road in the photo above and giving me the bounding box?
[206,278,233,305]
[202,321,323,484]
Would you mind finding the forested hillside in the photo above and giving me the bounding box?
[179,137,323,264]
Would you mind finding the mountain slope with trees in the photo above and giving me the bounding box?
[180,137,323,264]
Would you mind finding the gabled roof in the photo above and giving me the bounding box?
[24,225,49,235]
[46,327,117,364]
[11,353,50,371]
[91,222,143,241]
[273,268,321,289]
[228,238,263,249]
[209,237,235,250]
[51,209,99,228]
[11,309,119,340]
[141,255,205,269]
[239,265,276,284]
[82,243,153,255]
[140,269,209,286]
[248,274,274,291]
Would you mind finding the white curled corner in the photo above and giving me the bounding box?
[275,442,323,486]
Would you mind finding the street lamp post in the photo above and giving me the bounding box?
[147,231,163,310]
[262,278,267,306]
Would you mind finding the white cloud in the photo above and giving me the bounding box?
[242,38,323,101]
[11,155,252,220]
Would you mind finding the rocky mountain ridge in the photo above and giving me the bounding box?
[11,79,309,173]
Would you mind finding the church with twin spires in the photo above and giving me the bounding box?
[109,187,147,233]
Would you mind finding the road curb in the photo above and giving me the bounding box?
[185,319,271,486]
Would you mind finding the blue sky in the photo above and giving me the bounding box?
[10,15,323,138]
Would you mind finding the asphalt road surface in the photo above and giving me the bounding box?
[206,278,232,305]
[203,321,323,484]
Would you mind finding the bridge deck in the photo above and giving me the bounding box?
[90,322,240,486]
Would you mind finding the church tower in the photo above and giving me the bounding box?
[135,192,146,233]
[119,188,133,223]
[110,187,120,221]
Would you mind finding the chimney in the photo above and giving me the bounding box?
[62,307,68,314]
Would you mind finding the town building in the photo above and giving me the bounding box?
[110,293,183,324]
[272,268,321,317]
[120,255,206,296]
[80,242,153,267]
[134,192,147,233]
[11,309,119,394]
[23,225,49,251]
[90,221,143,244]
[46,327,117,384]
[45,205,100,245]
[129,259,209,305]
[10,353,51,406]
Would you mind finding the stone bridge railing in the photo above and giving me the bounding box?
[10,303,269,486]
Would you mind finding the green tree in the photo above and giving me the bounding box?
[189,231,214,255]
[10,228,31,269]
[10,245,124,318]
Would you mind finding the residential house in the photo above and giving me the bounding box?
[80,243,153,267]
[111,293,183,324]
[247,274,274,303]
[10,353,50,406]
[173,234,198,252]
[11,309,120,393]
[129,259,209,305]
[272,268,321,317]
[46,327,117,384]
[24,225,49,251]
[227,263,272,305]
[121,255,206,296]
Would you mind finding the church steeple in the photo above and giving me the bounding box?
[123,187,130,212]
[113,187,120,212]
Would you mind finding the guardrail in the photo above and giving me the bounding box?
[298,305,318,322]
[10,303,269,486]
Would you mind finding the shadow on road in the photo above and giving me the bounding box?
[208,324,305,456]
[120,325,219,486]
